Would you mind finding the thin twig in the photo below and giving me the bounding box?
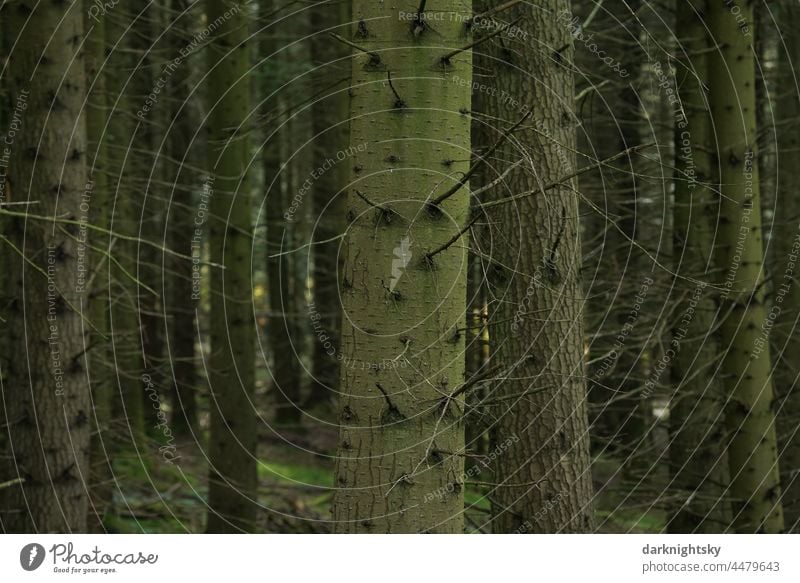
[430,110,532,206]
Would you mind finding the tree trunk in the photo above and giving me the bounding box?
[166,0,200,441]
[0,0,91,532]
[772,0,800,533]
[482,1,594,533]
[205,0,258,533]
[709,0,784,533]
[84,4,113,532]
[308,1,350,407]
[667,0,731,533]
[332,2,472,533]
[106,7,146,453]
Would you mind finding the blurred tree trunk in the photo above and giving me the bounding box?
[667,0,730,533]
[483,0,594,533]
[135,6,167,435]
[0,0,91,532]
[772,0,800,533]
[332,2,472,533]
[205,0,257,533]
[84,4,113,532]
[106,6,145,453]
[709,0,784,533]
[167,0,200,440]
[308,1,350,407]
[264,2,302,426]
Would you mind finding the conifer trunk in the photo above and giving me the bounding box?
[709,0,784,533]
[667,0,730,533]
[0,0,91,532]
[332,1,473,533]
[205,0,257,533]
[483,0,594,533]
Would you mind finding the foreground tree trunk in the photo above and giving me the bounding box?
[205,0,258,533]
[667,0,730,533]
[483,0,594,533]
[332,1,472,533]
[708,0,784,533]
[0,0,91,532]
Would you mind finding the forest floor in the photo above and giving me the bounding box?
[103,425,666,533]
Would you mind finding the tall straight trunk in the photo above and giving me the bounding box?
[332,2,472,533]
[167,0,200,440]
[106,8,145,453]
[0,0,90,532]
[263,2,302,426]
[205,0,257,533]
[667,0,730,533]
[308,1,350,407]
[84,5,113,532]
[483,1,594,533]
[709,0,784,533]
[135,6,167,435]
[772,0,800,533]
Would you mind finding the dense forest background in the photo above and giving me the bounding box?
[0,0,798,534]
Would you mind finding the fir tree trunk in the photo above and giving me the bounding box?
[205,0,258,533]
[0,0,91,532]
[166,0,200,441]
[332,1,473,533]
[709,0,784,533]
[772,0,800,533]
[667,0,731,533]
[106,7,145,453]
[483,0,594,533]
[84,4,112,532]
[308,0,350,407]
